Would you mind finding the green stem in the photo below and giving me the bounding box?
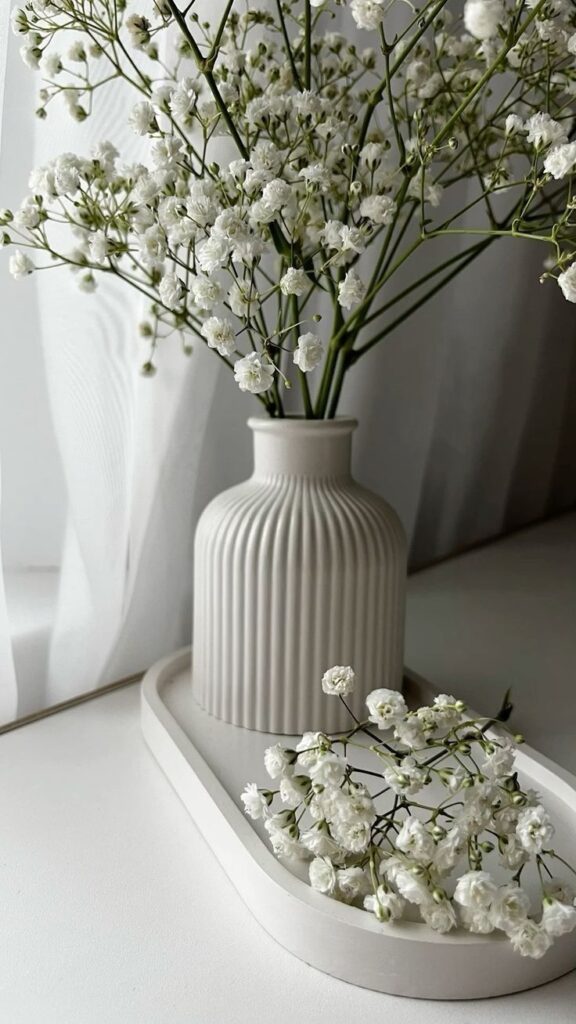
[304,1,312,89]
[350,237,494,363]
[429,0,549,152]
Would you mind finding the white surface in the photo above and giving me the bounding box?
[142,648,576,1000]
[406,512,576,772]
[4,568,59,717]
[194,417,406,733]
[1,682,576,1024]
[2,516,576,1019]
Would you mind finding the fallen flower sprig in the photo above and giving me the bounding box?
[242,667,576,958]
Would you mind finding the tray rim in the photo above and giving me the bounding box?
[141,646,576,1000]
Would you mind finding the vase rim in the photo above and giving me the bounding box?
[248,416,357,436]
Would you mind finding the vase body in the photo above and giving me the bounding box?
[192,417,407,734]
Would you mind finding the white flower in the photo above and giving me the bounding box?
[321,665,355,697]
[240,783,269,820]
[11,7,29,34]
[434,826,467,873]
[421,898,458,933]
[190,275,223,312]
[431,693,462,729]
[264,743,294,780]
[509,920,553,959]
[359,194,396,225]
[350,0,385,31]
[227,282,251,317]
[200,317,236,357]
[300,824,343,859]
[499,834,528,870]
[293,333,325,373]
[558,263,576,303]
[279,775,310,808]
[196,235,229,274]
[459,906,495,933]
[126,13,151,49]
[394,867,430,906]
[464,0,505,41]
[383,757,428,796]
[393,716,426,749]
[309,856,337,894]
[309,752,347,788]
[541,899,576,938]
[20,42,41,69]
[268,830,307,862]
[128,101,156,136]
[505,113,524,135]
[516,805,554,853]
[490,884,530,933]
[29,163,56,198]
[138,225,166,268]
[543,142,576,180]
[261,178,293,211]
[151,136,182,170]
[9,250,34,278]
[331,817,371,853]
[14,198,40,230]
[296,731,331,768]
[364,886,405,922]
[408,174,444,207]
[170,79,197,125]
[396,817,436,863]
[40,52,62,77]
[443,765,467,794]
[337,867,371,903]
[366,688,407,729]
[525,112,568,148]
[88,231,109,266]
[482,740,515,778]
[67,41,86,62]
[233,352,276,394]
[299,162,331,192]
[54,155,81,196]
[454,870,497,909]
[280,267,308,296]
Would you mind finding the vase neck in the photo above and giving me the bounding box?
[249,418,357,479]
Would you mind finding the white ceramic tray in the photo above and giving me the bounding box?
[141,648,576,1000]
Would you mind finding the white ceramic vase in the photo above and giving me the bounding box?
[193,417,407,734]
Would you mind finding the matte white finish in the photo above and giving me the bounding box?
[141,648,576,1001]
[193,418,407,733]
[2,683,575,1024]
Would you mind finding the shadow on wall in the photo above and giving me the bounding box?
[342,237,576,570]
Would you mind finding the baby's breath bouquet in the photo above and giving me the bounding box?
[242,667,576,958]
[3,0,576,416]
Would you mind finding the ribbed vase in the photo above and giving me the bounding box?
[192,417,407,734]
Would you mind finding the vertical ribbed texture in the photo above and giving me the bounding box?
[193,419,407,734]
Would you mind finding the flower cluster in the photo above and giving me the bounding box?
[3,0,576,416]
[242,668,576,958]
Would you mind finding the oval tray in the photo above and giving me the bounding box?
[140,648,576,1000]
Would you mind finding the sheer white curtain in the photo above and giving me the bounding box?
[1,3,575,725]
